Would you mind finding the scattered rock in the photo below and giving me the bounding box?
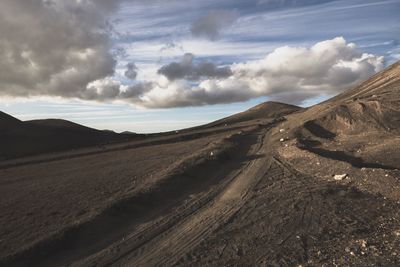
[333,174,348,181]
[394,230,400,237]
[280,138,285,142]
[279,129,285,133]
[210,151,214,156]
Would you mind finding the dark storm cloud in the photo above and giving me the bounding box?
[157,53,233,81]
[190,10,238,40]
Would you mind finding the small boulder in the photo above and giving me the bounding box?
[333,174,348,180]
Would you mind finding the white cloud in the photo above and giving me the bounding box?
[131,37,385,107]
[226,37,384,100]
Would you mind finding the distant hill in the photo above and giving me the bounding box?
[0,115,139,160]
[0,111,22,128]
[206,101,302,127]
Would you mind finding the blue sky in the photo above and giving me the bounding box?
[0,0,399,133]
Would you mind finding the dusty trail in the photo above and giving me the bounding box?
[69,125,273,267]
[115,130,272,266]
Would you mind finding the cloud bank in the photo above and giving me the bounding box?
[0,2,385,109]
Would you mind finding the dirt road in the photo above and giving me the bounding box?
[105,127,273,267]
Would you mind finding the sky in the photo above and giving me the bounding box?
[0,0,399,133]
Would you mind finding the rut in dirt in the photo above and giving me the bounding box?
[1,125,271,267]
[111,128,272,267]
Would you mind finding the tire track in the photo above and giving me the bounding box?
[111,130,273,266]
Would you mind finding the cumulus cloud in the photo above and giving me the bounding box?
[0,3,385,111]
[190,10,238,40]
[230,37,384,99]
[0,0,122,99]
[124,62,138,80]
[157,53,233,81]
[135,37,385,108]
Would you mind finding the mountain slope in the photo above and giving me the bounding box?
[205,101,302,128]
[277,60,400,197]
[294,61,400,136]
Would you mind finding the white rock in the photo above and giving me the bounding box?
[333,174,348,180]
[210,151,214,156]
[280,138,285,142]
[279,129,285,133]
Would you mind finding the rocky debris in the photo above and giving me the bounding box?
[279,129,285,133]
[280,138,285,142]
[333,174,348,181]
[394,229,400,237]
